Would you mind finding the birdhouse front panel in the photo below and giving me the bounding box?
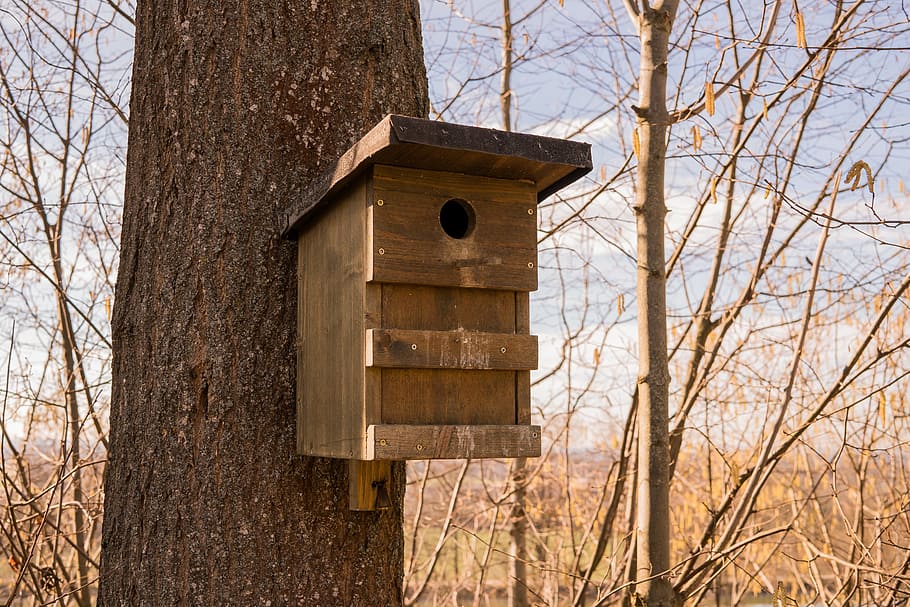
[368,165,538,291]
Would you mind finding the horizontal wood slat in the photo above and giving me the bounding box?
[367,424,541,460]
[366,329,537,370]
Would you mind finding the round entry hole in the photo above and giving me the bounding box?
[439,199,475,239]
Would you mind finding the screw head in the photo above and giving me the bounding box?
[527,262,534,268]
[500,347,507,354]
[415,443,424,451]
[379,439,388,446]
[410,343,418,350]
[378,248,385,255]
[377,199,384,206]
[527,208,534,215]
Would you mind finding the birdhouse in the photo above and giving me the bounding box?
[282,115,591,509]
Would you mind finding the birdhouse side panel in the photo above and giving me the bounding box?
[296,177,369,459]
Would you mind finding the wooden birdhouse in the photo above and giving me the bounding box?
[282,115,591,509]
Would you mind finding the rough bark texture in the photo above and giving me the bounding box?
[632,3,680,607]
[99,2,428,605]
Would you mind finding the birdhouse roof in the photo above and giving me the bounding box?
[282,114,592,238]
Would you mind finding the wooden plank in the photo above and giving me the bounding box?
[379,284,525,425]
[282,114,593,237]
[297,176,368,459]
[366,424,541,460]
[515,292,532,425]
[381,284,516,332]
[348,460,391,511]
[364,283,382,428]
[367,329,537,370]
[381,369,516,425]
[370,165,538,291]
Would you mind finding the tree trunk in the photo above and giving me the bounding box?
[50,242,91,607]
[507,458,529,607]
[99,2,427,605]
[632,3,680,607]
[499,4,530,605]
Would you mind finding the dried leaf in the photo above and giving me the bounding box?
[795,12,807,49]
[617,293,625,316]
[714,34,721,49]
[692,124,702,152]
[879,391,887,426]
[710,176,719,204]
[593,347,601,366]
[105,297,111,321]
[600,165,607,181]
[705,81,715,116]
[845,160,874,193]
[762,99,769,121]
[632,128,640,159]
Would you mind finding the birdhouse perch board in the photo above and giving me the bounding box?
[282,115,592,509]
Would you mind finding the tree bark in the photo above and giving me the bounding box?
[632,3,680,607]
[99,2,428,605]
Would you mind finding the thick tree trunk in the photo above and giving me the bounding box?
[99,2,427,605]
[632,3,680,607]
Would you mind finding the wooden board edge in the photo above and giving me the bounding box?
[366,329,538,370]
[366,424,541,460]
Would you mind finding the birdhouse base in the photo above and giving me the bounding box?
[348,424,541,510]
[366,424,541,460]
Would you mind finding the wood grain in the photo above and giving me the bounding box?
[515,291,532,425]
[297,177,367,458]
[381,284,516,332]
[348,460,391,511]
[370,165,538,291]
[367,424,541,460]
[367,329,537,370]
[380,369,516,425]
[282,114,593,237]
